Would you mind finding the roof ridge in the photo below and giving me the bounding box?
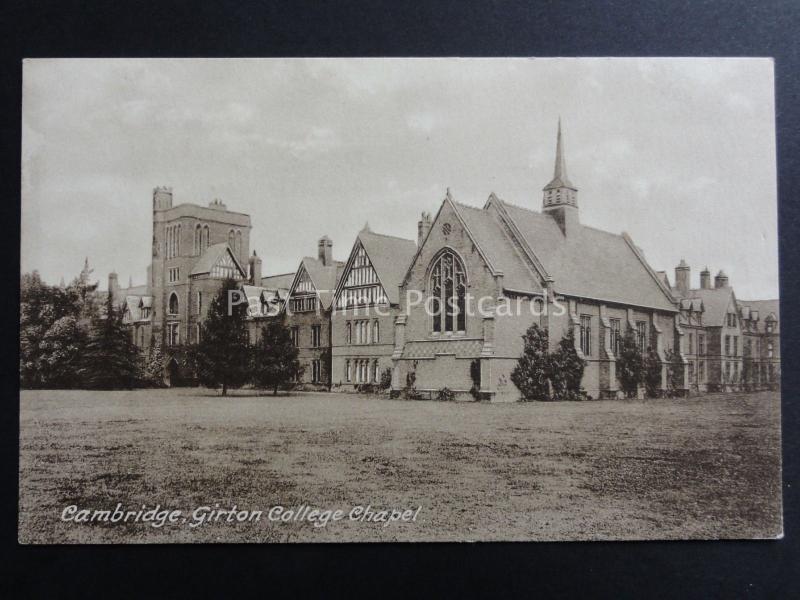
[360,229,415,244]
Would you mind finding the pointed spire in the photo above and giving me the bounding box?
[544,118,575,191]
[362,221,371,232]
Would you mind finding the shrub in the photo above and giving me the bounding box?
[616,326,645,398]
[469,359,482,400]
[644,347,663,398]
[511,324,550,401]
[549,330,585,401]
[379,367,392,390]
[436,387,456,402]
[665,348,684,397]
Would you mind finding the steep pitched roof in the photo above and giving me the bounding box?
[191,243,247,277]
[683,287,736,326]
[122,295,152,322]
[492,199,676,311]
[260,272,295,291]
[291,257,345,310]
[452,201,543,294]
[740,299,780,334]
[355,229,417,305]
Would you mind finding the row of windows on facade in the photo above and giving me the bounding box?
[579,316,649,357]
[345,319,380,345]
[727,311,777,334]
[290,325,322,348]
[344,359,381,384]
[164,224,244,259]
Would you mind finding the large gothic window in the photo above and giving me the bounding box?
[429,250,466,333]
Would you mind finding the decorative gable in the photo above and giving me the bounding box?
[210,249,246,280]
[335,242,389,309]
[289,264,319,313]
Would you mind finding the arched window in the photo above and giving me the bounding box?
[176,224,181,256]
[429,250,467,333]
[168,292,179,315]
[194,224,202,255]
[372,320,380,344]
[346,322,352,344]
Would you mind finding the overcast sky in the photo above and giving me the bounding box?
[22,58,778,299]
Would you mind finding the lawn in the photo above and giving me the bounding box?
[19,389,782,543]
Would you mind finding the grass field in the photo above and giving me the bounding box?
[19,389,782,543]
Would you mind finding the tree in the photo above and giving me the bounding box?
[549,329,585,401]
[644,347,663,398]
[78,292,141,389]
[142,336,167,387]
[664,348,684,397]
[511,323,550,401]
[616,326,644,398]
[194,278,252,396]
[39,315,89,388]
[252,317,301,395]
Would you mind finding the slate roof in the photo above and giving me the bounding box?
[241,284,284,317]
[492,198,676,311]
[682,287,735,327]
[452,201,543,294]
[357,229,417,305]
[191,243,247,277]
[122,295,153,322]
[293,257,345,309]
[740,299,780,334]
[260,272,295,291]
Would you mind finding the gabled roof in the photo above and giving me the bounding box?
[683,287,736,327]
[452,200,543,294]
[351,229,417,305]
[191,243,247,277]
[289,257,345,310]
[490,198,676,311]
[740,299,780,334]
[122,295,152,322]
[260,272,295,291]
[241,284,283,318]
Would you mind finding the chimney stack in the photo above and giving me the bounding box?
[674,259,690,294]
[318,235,333,266]
[249,251,262,285]
[108,272,120,301]
[700,267,711,289]
[417,212,432,247]
[714,270,729,289]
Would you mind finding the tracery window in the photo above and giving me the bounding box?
[429,250,466,333]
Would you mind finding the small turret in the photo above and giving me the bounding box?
[153,186,173,211]
[542,119,579,236]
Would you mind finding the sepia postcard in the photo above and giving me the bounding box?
[19,58,782,543]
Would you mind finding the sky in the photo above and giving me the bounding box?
[21,58,778,299]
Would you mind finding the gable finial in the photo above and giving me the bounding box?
[445,187,453,201]
[362,221,371,232]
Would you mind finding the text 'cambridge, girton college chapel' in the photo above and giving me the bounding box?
[110,122,780,401]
